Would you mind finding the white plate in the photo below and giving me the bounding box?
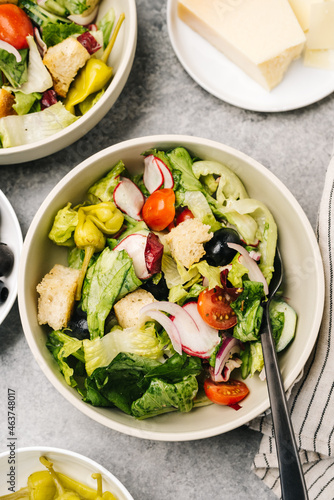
[0,447,134,498]
[0,0,137,165]
[167,0,334,112]
[0,190,23,325]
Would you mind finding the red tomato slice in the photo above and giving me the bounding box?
[197,286,237,330]
[142,188,175,231]
[176,207,194,225]
[204,378,249,406]
[0,4,33,50]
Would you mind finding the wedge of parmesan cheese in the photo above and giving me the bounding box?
[177,0,306,91]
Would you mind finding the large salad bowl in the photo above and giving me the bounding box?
[0,0,137,165]
[18,135,324,440]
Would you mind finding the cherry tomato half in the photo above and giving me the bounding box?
[176,207,194,225]
[0,4,33,50]
[204,378,249,406]
[197,286,237,330]
[142,188,175,231]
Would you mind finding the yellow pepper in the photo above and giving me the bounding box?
[74,202,124,300]
[65,13,125,114]
[0,457,117,500]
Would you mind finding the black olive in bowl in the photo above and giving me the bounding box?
[0,243,14,277]
[0,280,9,304]
[204,227,242,266]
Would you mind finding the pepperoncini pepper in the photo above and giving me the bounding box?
[65,13,125,115]
[0,456,117,500]
[74,201,124,300]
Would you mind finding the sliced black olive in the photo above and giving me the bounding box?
[142,274,169,301]
[0,280,9,304]
[67,306,90,339]
[0,243,14,277]
[204,227,242,266]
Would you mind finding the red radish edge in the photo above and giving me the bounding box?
[154,157,174,189]
[113,177,145,221]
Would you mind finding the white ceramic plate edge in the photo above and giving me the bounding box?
[0,190,23,326]
[0,446,134,498]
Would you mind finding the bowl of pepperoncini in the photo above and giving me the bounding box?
[0,447,133,500]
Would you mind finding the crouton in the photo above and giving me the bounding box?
[43,37,90,98]
[0,89,16,118]
[163,218,213,268]
[36,264,80,331]
[114,289,156,329]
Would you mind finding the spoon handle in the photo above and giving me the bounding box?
[260,318,309,500]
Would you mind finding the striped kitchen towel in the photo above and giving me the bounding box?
[249,155,334,499]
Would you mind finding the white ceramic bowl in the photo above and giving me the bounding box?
[0,190,23,325]
[18,135,325,441]
[0,447,133,498]
[0,0,137,165]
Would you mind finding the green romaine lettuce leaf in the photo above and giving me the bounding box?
[81,248,142,338]
[231,280,264,342]
[131,375,198,419]
[97,6,115,48]
[46,330,84,387]
[42,22,88,47]
[12,91,42,115]
[0,48,28,88]
[5,36,53,94]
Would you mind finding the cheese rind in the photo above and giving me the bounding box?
[177,0,306,91]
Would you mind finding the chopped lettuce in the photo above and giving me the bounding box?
[183,190,221,231]
[231,280,264,342]
[12,91,42,115]
[0,48,28,88]
[42,22,88,47]
[192,160,249,205]
[81,248,142,338]
[84,352,202,417]
[227,253,249,288]
[46,330,84,387]
[48,202,79,246]
[0,101,78,148]
[239,341,264,378]
[87,161,126,203]
[5,36,53,94]
[97,6,115,48]
[83,322,164,376]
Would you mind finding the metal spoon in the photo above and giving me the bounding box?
[260,248,308,500]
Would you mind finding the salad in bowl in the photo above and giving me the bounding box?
[34,144,297,420]
[0,0,136,163]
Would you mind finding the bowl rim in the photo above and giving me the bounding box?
[18,134,325,441]
[0,446,134,498]
[0,0,137,165]
[0,189,23,326]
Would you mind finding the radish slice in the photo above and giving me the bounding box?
[0,41,21,63]
[68,6,99,25]
[209,335,242,382]
[141,301,220,359]
[143,155,164,193]
[227,242,269,295]
[113,177,145,221]
[140,308,182,355]
[114,234,151,279]
[155,157,174,189]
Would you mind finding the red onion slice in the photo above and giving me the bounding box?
[0,40,22,63]
[227,242,269,295]
[34,27,47,58]
[210,335,242,382]
[139,304,182,355]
